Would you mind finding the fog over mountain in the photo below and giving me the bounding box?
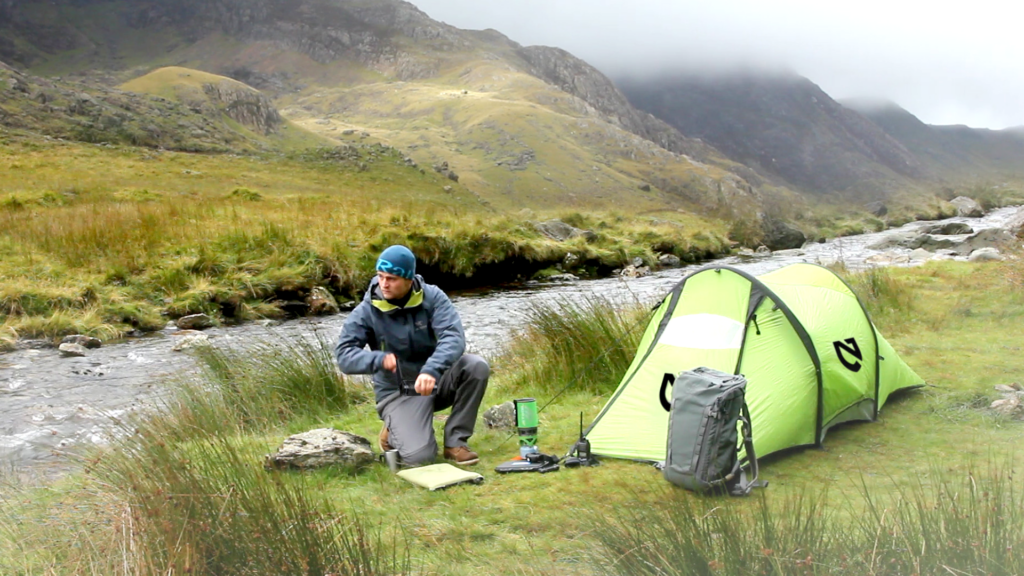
[409,0,1024,130]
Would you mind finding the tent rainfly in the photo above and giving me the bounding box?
[585,263,923,462]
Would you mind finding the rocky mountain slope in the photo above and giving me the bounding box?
[842,98,1024,182]
[617,72,925,198]
[0,61,324,152]
[0,0,765,214]
[3,0,1019,218]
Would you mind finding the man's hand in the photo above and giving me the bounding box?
[382,353,397,373]
[415,373,436,396]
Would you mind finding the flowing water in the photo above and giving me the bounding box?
[2,207,1020,478]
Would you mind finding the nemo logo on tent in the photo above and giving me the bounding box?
[659,373,675,411]
[833,338,863,372]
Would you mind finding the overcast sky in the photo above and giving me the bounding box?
[408,0,1023,130]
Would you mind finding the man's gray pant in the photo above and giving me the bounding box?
[376,354,489,465]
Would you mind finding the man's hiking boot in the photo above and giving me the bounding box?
[443,446,479,466]
[379,425,393,452]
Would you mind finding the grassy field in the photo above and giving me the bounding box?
[1,255,1021,575]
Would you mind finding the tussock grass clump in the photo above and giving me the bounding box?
[88,434,407,576]
[592,463,1024,576]
[842,266,917,331]
[497,295,652,397]
[0,333,403,575]
[171,333,366,438]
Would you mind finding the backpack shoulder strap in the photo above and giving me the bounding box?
[729,402,768,496]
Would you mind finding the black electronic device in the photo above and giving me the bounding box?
[566,412,599,467]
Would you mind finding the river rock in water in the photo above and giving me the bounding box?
[954,229,1015,255]
[172,333,210,351]
[58,343,88,357]
[61,335,102,349]
[264,429,374,470]
[176,313,215,330]
[925,222,973,235]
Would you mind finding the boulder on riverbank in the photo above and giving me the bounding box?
[761,218,806,250]
[306,286,339,316]
[968,247,1004,262]
[949,196,984,217]
[264,429,374,470]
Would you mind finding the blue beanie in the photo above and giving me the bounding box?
[376,245,416,279]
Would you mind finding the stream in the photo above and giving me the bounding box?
[2,206,1020,478]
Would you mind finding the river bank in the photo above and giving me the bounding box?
[2,205,1021,478]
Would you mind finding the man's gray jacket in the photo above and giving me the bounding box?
[334,275,466,403]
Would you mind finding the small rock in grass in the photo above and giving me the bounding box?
[483,401,516,430]
[264,429,374,470]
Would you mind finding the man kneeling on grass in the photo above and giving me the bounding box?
[335,245,489,466]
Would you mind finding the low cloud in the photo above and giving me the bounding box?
[410,0,1024,129]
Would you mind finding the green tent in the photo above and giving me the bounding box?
[586,263,923,462]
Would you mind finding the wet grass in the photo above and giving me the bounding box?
[1,257,1022,575]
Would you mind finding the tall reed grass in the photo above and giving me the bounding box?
[840,266,917,333]
[497,294,652,397]
[591,462,1023,576]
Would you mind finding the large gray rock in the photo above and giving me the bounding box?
[534,220,597,242]
[909,248,934,262]
[954,229,1015,255]
[483,401,516,430]
[264,429,374,470]
[58,343,88,357]
[867,230,918,250]
[61,335,102,349]
[306,286,339,316]
[176,313,214,330]
[925,222,973,235]
[761,218,806,250]
[949,196,984,217]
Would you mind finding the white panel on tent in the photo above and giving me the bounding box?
[660,313,745,350]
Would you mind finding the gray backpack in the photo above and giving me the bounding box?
[663,367,764,496]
